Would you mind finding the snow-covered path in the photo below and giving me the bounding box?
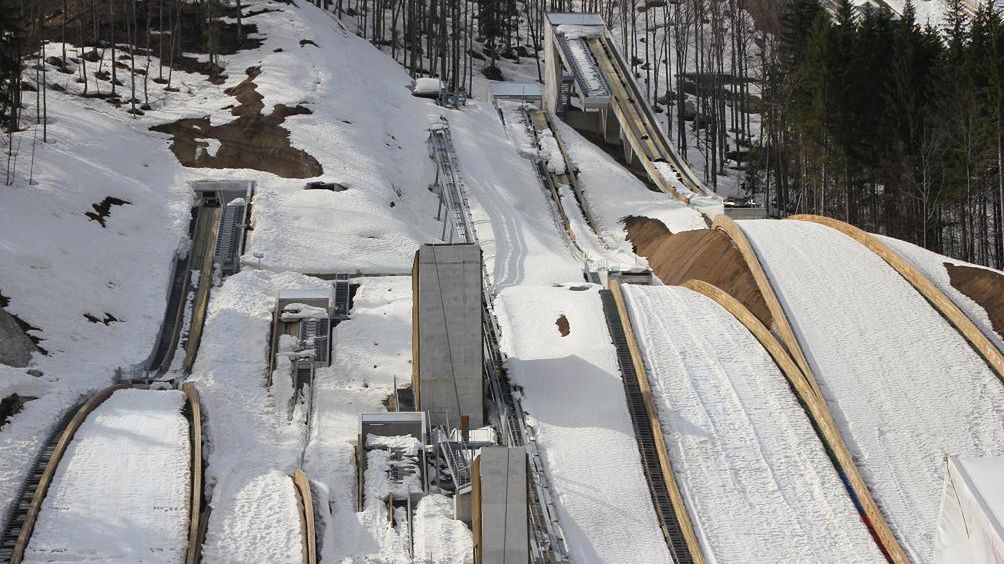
[23,389,191,564]
[448,103,585,288]
[495,285,673,564]
[740,219,1004,562]
[623,285,884,563]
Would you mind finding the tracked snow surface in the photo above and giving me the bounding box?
[739,219,1004,562]
[448,102,584,288]
[23,389,190,564]
[623,285,884,563]
[495,285,672,564]
[878,234,1004,351]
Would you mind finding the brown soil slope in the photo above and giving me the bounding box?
[947,263,1004,342]
[151,66,322,178]
[625,216,773,329]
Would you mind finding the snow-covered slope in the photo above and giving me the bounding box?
[449,103,585,287]
[0,75,195,522]
[23,389,190,563]
[495,285,672,564]
[739,219,1004,562]
[623,285,884,563]
[878,234,1004,351]
[243,1,445,274]
[188,269,317,562]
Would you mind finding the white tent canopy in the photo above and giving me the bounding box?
[936,456,1004,564]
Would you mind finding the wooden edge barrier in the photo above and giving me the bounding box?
[711,215,824,400]
[292,468,318,564]
[585,38,691,205]
[609,280,706,564]
[790,214,1004,385]
[183,206,222,374]
[182,382,205,564]
[10,383,132,564]
[681,280,910,563]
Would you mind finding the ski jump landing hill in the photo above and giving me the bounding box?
[618,213,1004,563]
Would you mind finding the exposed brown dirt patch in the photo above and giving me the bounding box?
[625,216,773,328]
[556,314,570,337]
[150,66,323,178]
[946,263,1004,340]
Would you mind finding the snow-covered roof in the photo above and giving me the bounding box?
[546,12,605,27]
[277,288,331,300]
[489,82,542,100]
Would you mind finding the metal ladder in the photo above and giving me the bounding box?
[599,290,694,564]
[333,274,352,321]
[437,439,472,491]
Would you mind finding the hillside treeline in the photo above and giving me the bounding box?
[758,0,1004,267]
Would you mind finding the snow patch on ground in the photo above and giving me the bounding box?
[624,285,885,563]
[550,116,706,238]
[241,0,445,274]
[495,285,672,564]
[740,219,1004,562]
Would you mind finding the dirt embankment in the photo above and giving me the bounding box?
[946,263,1004,341]
[151,66,323,178]
[625,216,773,328]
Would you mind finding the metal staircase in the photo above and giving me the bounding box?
[599,290,695,564]
[333,274,352,321]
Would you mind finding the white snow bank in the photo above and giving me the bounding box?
[242,0,444,274]
[537,128,566,175]
[24,389,190,563]
[878,234,1004,352]
[495,285,673,564]
[550,116,706,237]
[740,219,1004,562]
[201,470,303,564]
[413,494,474,564]
[624,285,885,563]
[413,77,443,97]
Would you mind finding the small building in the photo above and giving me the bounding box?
[412,244,484,429]
[472,447,529,564]
[271,289,332,375]
[357,412,428,511]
